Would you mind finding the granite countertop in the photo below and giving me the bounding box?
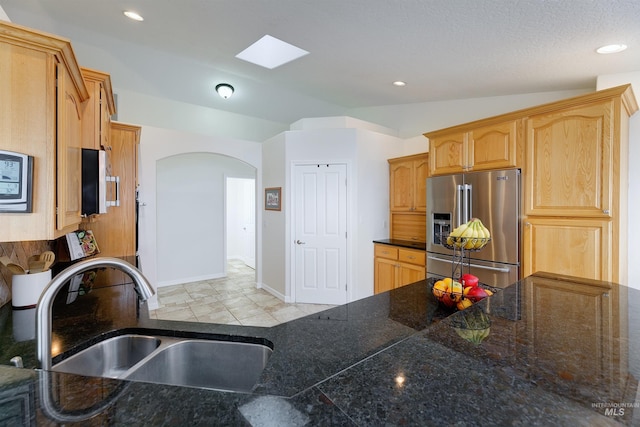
[373,238,426,250]
[1,271,639,425]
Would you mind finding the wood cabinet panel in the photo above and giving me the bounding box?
[388,153,429,241]
[374,257,396,294]
[0,21,88,241]
[86,123,140,257]
[374,245,398,260]
[429,132,466,175]
[374,243,426,294]
[522,217,611,281]
[525,101,613,218]
[469,120,518,171]
[427,120,519,175]
[389,161,413,211]
[80,67,116,151]
[56,63,84,232]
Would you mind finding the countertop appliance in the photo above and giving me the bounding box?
[426,169,520,288]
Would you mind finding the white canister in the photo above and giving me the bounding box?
[11,269,52,308]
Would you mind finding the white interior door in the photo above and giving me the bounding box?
[294,164,347,305]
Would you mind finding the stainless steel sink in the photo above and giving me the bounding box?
[53,335,161,378]
[51,333,273,393]
[125,339,272,392]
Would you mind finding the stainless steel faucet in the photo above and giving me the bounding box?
[36,257,155,370]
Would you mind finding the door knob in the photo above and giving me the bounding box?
[295,240,306,245]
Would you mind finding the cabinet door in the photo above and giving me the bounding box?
[429,132,466,175]
[468,120,518,171]
[374,257,397,294]
[413,157,429,211]
[522,217,611,281]
[397,262,425,287]
[56,63,83,232]
[525,101,613,217]
[389,160,414,211]
[89,123,140,257]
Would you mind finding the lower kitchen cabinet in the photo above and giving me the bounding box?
[374,244,426,294]
[522,217,611,281]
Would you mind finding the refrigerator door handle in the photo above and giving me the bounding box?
[427,255,512,273]
[465,183,472,222]
[456,184,464,226]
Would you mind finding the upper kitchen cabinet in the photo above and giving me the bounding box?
[526,99,616,218]
[80,67,116,151]
[389,153,429,212]
[426,119,521,176]
[87,122,140,257]
[388,153,428,241]
[522,85,637,283]
[0,21,89,242]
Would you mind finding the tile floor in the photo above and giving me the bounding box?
[148,259,335,327]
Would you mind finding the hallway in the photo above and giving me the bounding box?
[148,259,335,326]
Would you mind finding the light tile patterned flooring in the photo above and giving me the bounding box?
[148,259,335,327]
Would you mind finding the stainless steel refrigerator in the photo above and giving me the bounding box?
[426,169,520,288]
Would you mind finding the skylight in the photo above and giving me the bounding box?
[236,35,309,69]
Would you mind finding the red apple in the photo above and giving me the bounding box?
[461,273,479,288]
[465,286,489,303]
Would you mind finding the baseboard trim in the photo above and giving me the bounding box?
[156,272,226,288]
[257,282,287,302]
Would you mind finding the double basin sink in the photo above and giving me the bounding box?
[51,332,273,393]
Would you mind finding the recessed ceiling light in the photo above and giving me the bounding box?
[236,35,309,69]
[393,81,407,87]
[124,10,144,21]
[596,44,627,54]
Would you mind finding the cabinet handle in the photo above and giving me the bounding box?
[603,209,610,214]
[407,256,415,259]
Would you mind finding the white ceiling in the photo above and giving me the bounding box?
[2,0,639,126]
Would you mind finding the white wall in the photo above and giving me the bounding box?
[260,134,287,299]
[138,125,261,309]
[263,123,408,301]
[597,72,640,290]
[156,153,255,285]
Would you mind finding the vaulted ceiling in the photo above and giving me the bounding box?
[2,0,639,126]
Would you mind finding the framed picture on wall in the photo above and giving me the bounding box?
[265,187,281,211]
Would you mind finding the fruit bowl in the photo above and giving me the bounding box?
[441,218,491,251]
[431,277,496,311]
[441,235,491,251]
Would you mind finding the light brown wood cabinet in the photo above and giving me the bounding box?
[388,153,428,241]
[80,67,116,151]
[424,84,637,285]
[374,244,425,294]
[0,21,89,242]
[86,122,140,257]
[426,119,520,176]
[522,87,637,283]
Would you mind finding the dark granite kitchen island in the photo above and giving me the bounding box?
[0,271,638,425]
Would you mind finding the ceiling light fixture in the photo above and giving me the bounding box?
[393,81,407,87]
[124,10,144,21]
[216,83,234,99]
[596,44,627,54]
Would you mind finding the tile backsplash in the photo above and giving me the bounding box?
[0,241,53,307]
